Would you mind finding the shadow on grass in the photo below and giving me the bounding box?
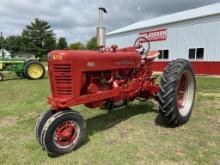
[1,77,48,81]
[1,71,48,82]
[154,114,174,128]
[1,77,21,81]
[86,102,157,137]
[82,101,173,147]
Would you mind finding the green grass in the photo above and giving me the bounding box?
[0,73,220,165]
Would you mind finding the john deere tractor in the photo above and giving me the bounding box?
[0,55,45,81]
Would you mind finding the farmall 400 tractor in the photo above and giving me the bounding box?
[36,8,196,155]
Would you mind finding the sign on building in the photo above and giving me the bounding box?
[139,28,167,42]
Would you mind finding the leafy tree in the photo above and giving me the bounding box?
[22,18,56,58]
[86,37,97,50]
[69,42,85,50]
[57,37,68,50]
[6,35,23,53]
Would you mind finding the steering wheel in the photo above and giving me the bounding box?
[134,37,150,55]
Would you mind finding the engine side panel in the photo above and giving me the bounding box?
[48,49,159,109]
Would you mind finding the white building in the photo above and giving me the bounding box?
[106,3,220,75]
[12,52,36,60]
[0,49,11,58]
[0,49,36,60]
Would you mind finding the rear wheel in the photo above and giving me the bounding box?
[158,59,196,126]
[24,61,45,80]
[0,72,3,81]
[41,110,86,155]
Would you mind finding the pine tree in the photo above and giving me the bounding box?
[22,18,56,58]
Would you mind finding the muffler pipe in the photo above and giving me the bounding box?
[97,7,107,50]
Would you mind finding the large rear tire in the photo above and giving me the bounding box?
[24,61,45,80]
[158,59,196,126]
[41,110,86,155]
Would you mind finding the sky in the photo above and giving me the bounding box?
[0,0,220,44]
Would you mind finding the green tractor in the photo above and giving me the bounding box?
[0,32,45,81]
[0,56,45,81]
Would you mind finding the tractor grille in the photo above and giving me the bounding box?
[52,63,73,97]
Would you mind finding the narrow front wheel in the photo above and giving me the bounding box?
[41,110,86,155]
[35,109,56,147]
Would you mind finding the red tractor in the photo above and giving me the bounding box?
[35,8,196,155]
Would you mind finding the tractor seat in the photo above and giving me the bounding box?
[146,51,160,60]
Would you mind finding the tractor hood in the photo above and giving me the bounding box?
[48,50,141,71]
[49,50,140,61]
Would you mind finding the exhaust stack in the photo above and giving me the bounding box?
[97,7,107,50]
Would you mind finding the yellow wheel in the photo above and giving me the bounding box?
[24,61,45,80]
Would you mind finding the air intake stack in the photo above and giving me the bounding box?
[97,7,107,50]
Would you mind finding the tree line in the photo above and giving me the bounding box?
[0,18,97,60]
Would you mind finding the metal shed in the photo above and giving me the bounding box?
[106,3,220,75]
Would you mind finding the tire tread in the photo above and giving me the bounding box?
[158,59,195,126]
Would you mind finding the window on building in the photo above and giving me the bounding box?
[197,48,204,59]
[163,50,169,59]
[189,48,204,60]
[189,49,196,59]
[158,49,169,60]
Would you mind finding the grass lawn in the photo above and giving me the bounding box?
[0,73,220,165]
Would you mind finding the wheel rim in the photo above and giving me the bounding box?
[27,64,43,79]
[177,70,195,117]
[53,121,80,148]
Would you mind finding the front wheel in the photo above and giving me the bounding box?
[35,109,56,147]
[41,110,86,155]
[158,59,196,126]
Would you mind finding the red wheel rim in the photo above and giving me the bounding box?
[54,121,79,147]
[176,70,195,117]
[177,74,187,110]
